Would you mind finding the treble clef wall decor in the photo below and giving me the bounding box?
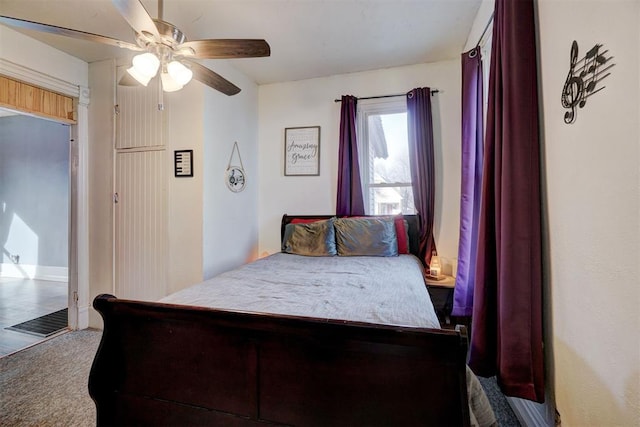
[561,40,615,124]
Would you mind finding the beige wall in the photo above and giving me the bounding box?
[538,0,640,425]
[202,60,260,280]
[87,60,115,328]
[257,61,463,266]
[165,81,205,294]
[0,26,88,87]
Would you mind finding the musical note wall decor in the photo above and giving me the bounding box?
[561,40,615,124]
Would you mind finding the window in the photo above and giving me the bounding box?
[357,98,415,215]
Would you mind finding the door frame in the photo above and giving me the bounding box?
[0,59,90,329]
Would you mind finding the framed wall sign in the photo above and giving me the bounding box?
[174,149,193,177]
[284,126,320,176]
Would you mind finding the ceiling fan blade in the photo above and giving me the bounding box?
[111,0,160,41]
[0,15,141,51]
[179,39,270,59]
[185,60,241,96]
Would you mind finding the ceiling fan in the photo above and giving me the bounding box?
[0,0,270,96]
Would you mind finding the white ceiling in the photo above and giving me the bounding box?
[0,0,481,85]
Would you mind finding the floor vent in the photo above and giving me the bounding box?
[5,308,68,337]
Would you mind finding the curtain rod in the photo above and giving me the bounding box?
[333,90,439,103]
[475,11,495,48]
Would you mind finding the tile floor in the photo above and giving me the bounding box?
[0,277,67,357]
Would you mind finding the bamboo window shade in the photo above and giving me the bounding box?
[0,76,76,124]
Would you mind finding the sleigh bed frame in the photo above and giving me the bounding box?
[88,215,471,426]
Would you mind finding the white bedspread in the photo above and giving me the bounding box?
[161,252,440,329]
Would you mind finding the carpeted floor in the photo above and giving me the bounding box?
[478,376,521,426]
[0,329,520,426]
[0,329,100,427]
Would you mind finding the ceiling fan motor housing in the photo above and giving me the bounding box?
[136,19,186,50]
[154,19,186,46]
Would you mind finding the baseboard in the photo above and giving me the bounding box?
[77,306,90,330]
[0,263,68,282]
[507,396,555,427]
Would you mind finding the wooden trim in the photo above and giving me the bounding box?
[0,58,80,97]
[0,75,76,124]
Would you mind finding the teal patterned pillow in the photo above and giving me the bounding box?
[282,217,337,256]
[334,217,398,256]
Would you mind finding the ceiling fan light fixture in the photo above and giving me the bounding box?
[127,65,153,86]
[132,52,161,78]
[167,60,193,86]
[161,72,183,92]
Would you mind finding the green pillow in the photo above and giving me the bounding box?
[334,217,398,256]
[281,217,337,256]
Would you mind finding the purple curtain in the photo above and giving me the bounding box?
[336,95,365,216]
[453,47,484,317]
[468,0,545,402]
[406,88,437,266]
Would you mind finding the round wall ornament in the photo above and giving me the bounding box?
[225,165,246,192]
[225,141,246,193]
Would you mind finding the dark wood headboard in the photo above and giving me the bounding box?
[281,214,421,259]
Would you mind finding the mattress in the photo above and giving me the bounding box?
[161,252,440,329]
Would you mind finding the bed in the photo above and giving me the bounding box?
[89,214,495,426]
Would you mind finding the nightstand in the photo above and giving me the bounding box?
[425,275,455,326]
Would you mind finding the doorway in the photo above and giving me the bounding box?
[0,112,71,356]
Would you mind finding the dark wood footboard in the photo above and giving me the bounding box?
[89,294,470,426]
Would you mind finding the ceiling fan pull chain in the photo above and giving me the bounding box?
[157,76,164,111]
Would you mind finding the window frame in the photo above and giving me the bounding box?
[356,97,414,215]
